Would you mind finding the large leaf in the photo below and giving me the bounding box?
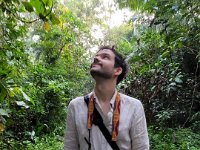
[22,2,34,12]
[16,101,29,109]
[43,0,53,7]
[30,0,45,15]
[20,89,35,105]
[175,77,183,83]
[0,109,9,117]
[21,91,30,101]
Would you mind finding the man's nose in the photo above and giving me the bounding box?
[93,57,100,63]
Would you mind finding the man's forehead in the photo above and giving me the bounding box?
[96,49,115,55]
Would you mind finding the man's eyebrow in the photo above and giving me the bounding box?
[96,53,110,57]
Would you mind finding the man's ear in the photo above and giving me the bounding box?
[114,67,122,76]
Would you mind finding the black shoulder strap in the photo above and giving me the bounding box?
[84,95,120,150]
[84,95,90,105]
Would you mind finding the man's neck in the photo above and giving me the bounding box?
[94,79,116,103]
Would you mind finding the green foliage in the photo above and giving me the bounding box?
[116,0,148,11]
[0,134,63,150]
[0,0,91,148]
[116,0,200,129]
[0,0,58,23]
[149,127,200,150]
[1,0,199,148]
[26,135,63,150]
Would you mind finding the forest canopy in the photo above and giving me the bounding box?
[0,0,200,149]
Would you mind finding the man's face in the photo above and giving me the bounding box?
[90,49,116,79]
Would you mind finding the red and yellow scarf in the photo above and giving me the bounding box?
[87,92,121,141]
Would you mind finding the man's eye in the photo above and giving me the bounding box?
[103,55,109,59]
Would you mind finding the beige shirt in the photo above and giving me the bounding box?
[64,91,149,150]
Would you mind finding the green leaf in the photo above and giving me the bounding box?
[175,77,183,83]
[16,101,29,109]
[177,41,183,48]
[0,83,7,101]
[151,85,156,91]
[22,2,34,12]
[20,89,35,105]
[43,21,51,31]
[50,13,60,25]
[0,123,5,133]
[162,50,169,57]
[43,0,53,7]
[20,90,30,101]
[0,109,9,117]
[169,82,176,86]
[30,0,45,14]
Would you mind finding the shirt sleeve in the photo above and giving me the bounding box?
[130,100,149,150]
[64,101,79,150]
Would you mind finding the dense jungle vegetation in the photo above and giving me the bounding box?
[0,0,199,149]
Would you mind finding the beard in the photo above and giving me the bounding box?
[90,66,113,79]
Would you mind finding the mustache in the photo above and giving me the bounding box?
[90,62,102,68]
[90,60,102,68]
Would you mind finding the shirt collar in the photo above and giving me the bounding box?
[91,89,117,109]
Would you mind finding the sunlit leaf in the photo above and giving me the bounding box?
[59,21,63,29]
[16,101,29,109]
[30,0,45,14]
[162,51,169,57]
[43,22,51,31]
[169,82,176,86]
[175,77,183,83]
[8,90,15,97]
[0,123,5,133]
[43,0,53,7]
[19,88,35,105]
[20,90,30,101]
[151,85,156,91]
[27,130,35,140]
[0,109,9,117]
[13,87,20,94]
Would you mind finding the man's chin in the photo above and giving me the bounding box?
[90,70,99,76]
[90,70,112,79]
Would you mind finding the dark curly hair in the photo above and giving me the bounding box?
[98,45,128,85]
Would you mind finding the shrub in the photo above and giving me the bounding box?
[149,126,200,150]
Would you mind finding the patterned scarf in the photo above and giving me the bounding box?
[87,92,121,141]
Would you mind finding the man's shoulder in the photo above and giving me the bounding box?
[119,93,143,105]
[68,93,92,106]
[67,96,89,113]
[69,96,84,105]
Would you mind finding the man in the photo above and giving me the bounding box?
[64,46,149,150]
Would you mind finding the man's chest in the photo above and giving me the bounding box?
[74,104,133,139]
